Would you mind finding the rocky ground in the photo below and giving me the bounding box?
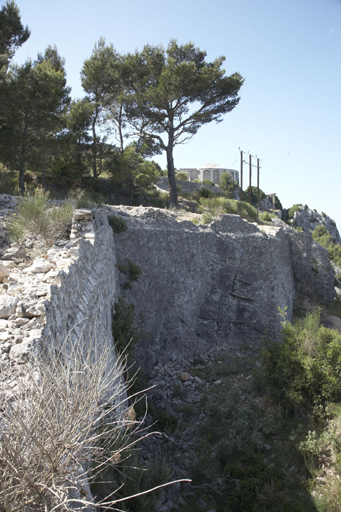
[0,195,87,403]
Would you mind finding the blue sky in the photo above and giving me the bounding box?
[7,0,341,231]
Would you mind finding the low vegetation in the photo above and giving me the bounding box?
[197,196,258,222]
[7,190,74,243]
[0,336,136,512]
[134,307,341,512]
[108,214,128,234]
[312,225,341,267]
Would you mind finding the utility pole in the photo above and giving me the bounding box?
[249,154,252,205]
[257,158,260,220]
[240,150,243,201]
[239,149,261,207]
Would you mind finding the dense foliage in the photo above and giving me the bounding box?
[259,309,341,511]
[0,6,244,202]
[312,224,341,267]
[0,0,30,75]
[262,310,341,411]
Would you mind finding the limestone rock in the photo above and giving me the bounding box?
[2,244,26,260]
[24,259,52,273]
[9,339,31,362]
[180,372,191,382]
[292,205,341,244]
[0,263,9,279]
[0,295,19,318]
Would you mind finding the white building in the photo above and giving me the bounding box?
[179,164,239,185]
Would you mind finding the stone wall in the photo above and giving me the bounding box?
[44,209,119,354]
[110,208,297,371]
[0,208,119,368]
[156,177,240,200]
[0,206,123,508]
[156,176,221,195]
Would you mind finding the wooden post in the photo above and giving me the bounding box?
[249,154,252,204]
[257,158,260,220]
[240,150,243,201]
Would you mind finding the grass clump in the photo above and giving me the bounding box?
[312,224,341,267]
[112,297,142,355]
[260,211,275,223]
[116,258,142,290]
[108,214,128,234]
[0,335,136,512]
[198,196,257,222]
[8,190,74,243]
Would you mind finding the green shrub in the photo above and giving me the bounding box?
[8,191,74,243]
[261,310,341,411]
[242,186,266,206]
[201,211,214,224]
[175,171,188,181]
[68,188,108,208]
[0,167,17,195]
[197,186,214,199]
[274,195,283,210]
[202,179,215,187]
[219,172,238,198]
[108,214,128,234]
[142,188,169,208]
[260,212,274,223]
[117,258,141,290]
[112,297,142,355]
[149,405,178,433]
[312,225,341,267]
[288,204,302,219]
[199,197,257,222]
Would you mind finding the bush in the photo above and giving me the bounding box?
[243,186,266,206]
[108,214,128,234]
[143,189,169,208]
[0,166,17,195]
[0,335,135,511]
[112,297,142,355]
[69,188,108,208]
[196,187,214,199]
[175,172,188,181]
[202,179,215,187]
[219,172,238,198]
[261,310,341,411]
[116,258,141,290]
[7,190,74,243]
[260,212,274,223]
[312,225,341,267]
[288,204,302,219]
[199,197,257,222]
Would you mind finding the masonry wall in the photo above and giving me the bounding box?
[44,209,119,354]
[111,209,296,371]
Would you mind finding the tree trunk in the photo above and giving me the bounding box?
[92,119,97,179]
[19,162,25,195]
[118,103,124,153]
[19,136,26,195]
[41,165,46,190]
[166,140,178,207]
